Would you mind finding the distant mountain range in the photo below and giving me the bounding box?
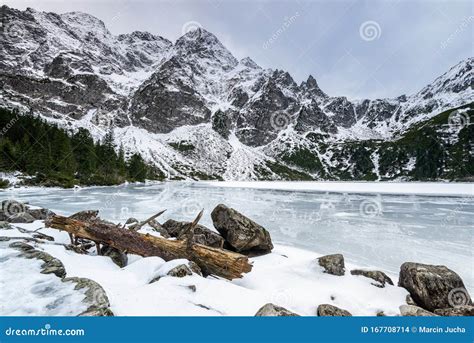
[1,6,473,181]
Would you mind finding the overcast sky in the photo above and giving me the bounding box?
[4,0,473,99]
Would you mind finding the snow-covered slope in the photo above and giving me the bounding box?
[0,6,473,181]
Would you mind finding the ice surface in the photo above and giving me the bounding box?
[1,181,472,296]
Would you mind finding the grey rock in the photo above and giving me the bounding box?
[150,261,202,283]
[100,245,128,268]
[63,277,114,316]
[398,262,472,311]
[317,304,352,316]
[350,269,394,288]
[434,305,474,316]
[162,219,224,248]
[27,208,55,220]
[317,254,345,276]
[406,294,417,306]
[210,204,273,255]
[9,241,66,278]
[125,217,138,225]
[69,210,99,222]
[6,212,36,223]
[255,303,299,316]
[167,261,202,277]
[399,305,438,316]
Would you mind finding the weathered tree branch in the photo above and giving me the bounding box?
[46,215,252,280]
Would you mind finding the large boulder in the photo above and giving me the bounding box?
[211,204,273,255]
[317,304,352,316]
[398,262,472,311]
[317,254,345,276]
[162,219,224,248]
[399,305,438,316]
[350,269,393,288]
[255,303,299,316]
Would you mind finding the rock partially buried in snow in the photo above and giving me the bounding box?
[211,204,273,255]
[7,212,36,223]
[149,261,202,283]
[434,305,474,316]
[317,304,352,316]
[350,269,393,288]
[63,277,114,316]
[399,305,438,316]
[255,303,299,316]
[100,245,128,268]
[317,254,345,276]
[162,219,224,248]
[398,262,472,311]
[9,241,66,278]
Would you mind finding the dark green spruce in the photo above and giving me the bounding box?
[0,107,160,188]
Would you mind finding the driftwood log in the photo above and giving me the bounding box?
[46,215,252,280]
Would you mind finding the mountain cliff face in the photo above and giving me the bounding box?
[1,6,473,181]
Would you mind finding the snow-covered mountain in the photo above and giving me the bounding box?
[1,6,473,181]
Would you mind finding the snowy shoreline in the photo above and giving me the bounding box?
[2,220,408,316]
[203,181,474,197]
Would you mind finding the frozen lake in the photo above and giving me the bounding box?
[2,182,473,293]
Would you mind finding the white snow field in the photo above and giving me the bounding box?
[1,181,472,316]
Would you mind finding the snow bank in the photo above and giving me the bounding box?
[1,222,408,316]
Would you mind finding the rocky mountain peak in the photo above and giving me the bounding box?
[59,11,110,38]
[175,27,238,68]
[240,57,261,70]
[301,74,327,98]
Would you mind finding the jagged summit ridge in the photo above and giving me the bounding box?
[0,6,472,181]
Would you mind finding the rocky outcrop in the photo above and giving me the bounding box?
[162,219,224,248]
[211,204,273,255]
[255,303,299,316]
[398,262,472,312]
[350,269,394,288]
[317,254,345,276]
[399,305,438,316]
[317,304,352,316]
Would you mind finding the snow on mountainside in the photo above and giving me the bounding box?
[0,6,473,181]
